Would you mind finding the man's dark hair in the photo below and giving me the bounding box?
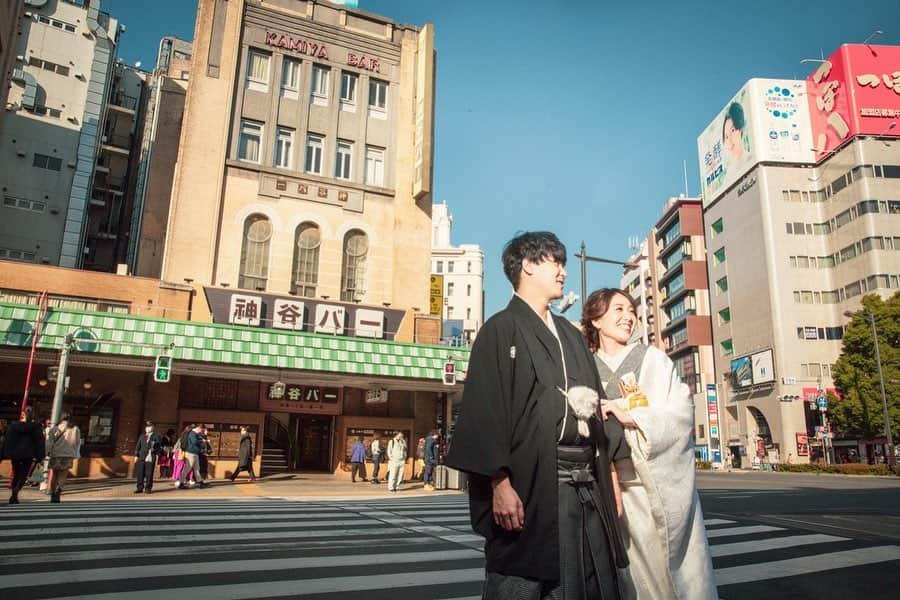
[502,231,567,289]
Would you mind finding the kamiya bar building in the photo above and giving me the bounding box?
[0,0,462,480]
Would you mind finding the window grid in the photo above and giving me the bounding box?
[238,120,263,163]
[246,49,270,92]
[340,72,357,104]
[239,214,272,291]
[280,58,300,99]
[365,146,385,186]
[292,222,320,297]
[305,134,324,174]
[274,127,294,169]
[340,229,368,302]
[335,140,352,180]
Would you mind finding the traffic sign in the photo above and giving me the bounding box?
[817,395,828,411]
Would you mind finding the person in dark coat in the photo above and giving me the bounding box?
[349,436,368,483]
[445,231,629,599]
[230,426,257,482]
[423,431,440,490]
[134,421,163,494]
[198,426,212,480]
[1,406,44,504]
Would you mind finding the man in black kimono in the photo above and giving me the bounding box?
[446,231,629,599]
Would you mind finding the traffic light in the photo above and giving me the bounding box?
[154,355,173,383]
[442,361,456,386]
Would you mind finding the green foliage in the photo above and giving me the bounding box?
[777,462,893,476]
[831,293,900,440]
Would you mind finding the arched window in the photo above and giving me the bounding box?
[292,222,320,297]
[238,214,272,290]
[340,229,368,302]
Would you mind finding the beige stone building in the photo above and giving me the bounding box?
[159,0,435,316]
[704,136,900,466]
[130,36,192,278]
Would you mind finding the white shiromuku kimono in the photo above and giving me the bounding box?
[595,343,717,600]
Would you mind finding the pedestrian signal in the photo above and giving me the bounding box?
[154,355,173,383]
[442,361,456,386]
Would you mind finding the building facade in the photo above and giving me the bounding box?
[0,0,25,130]
[0,0,122,268]
[129,36,192,278]
[621,196,717,463]
[430,202,484,344]
[160,0,435,316]
[699,45,900,466]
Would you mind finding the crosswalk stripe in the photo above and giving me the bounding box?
[710,533,848,557]
[0,525,405,551]
[715,545,900,585]
[57,567,487,600]
[0,548,484,589]
[0,511,351,527]
[0,517,376,538]
[703,518,736,526]
[706,525,784,538]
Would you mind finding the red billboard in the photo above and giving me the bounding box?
[806,44,900,160]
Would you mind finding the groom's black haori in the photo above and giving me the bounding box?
[446,232,629,599]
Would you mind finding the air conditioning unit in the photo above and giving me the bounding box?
[16,150,26,157]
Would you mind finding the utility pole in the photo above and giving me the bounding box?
[869,307,894,470]
[50,334,74,427]
[574,241,627,306]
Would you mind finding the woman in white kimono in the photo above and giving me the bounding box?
[582,288,717,600]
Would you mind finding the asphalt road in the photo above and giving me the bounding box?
[0,471,897,599]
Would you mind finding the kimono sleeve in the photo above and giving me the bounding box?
[445,319,514,479]
[628,354,694,461]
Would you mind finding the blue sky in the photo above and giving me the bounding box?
[106,0,900,317]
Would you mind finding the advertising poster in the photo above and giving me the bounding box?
[751,349,775,385]
[699,79,815,205]
[730,355,753,388]
[806,44,900,160]
[698,82,755,202]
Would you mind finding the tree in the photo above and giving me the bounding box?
[830,293,900,440]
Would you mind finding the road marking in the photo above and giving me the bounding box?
[704,519,736,526]
[710,533,847,557]
[716,545,900,585]
[57,567,487,600]
[759,514,900,540]
[706,525,784,539]
[0,548,483,589]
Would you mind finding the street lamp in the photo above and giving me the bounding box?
[844,307,894,470]
[573,241,627,308]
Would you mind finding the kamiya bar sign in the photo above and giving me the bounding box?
[265,32,382,72]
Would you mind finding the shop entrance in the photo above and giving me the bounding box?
[295,415,332,471]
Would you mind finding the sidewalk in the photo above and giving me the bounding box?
[5,473,465,503]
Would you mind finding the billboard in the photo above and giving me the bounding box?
[698,79,815,204]
[730,355,752,389]
[751,349,775,385]
[731,348,776,389]
[806,44,900,160]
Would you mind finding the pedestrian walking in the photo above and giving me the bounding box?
[134,421,163,494]
[198,426,212,480]
[230,426,257,482]
[171,425,191,485]
[445,231,629,598]
[369,434,385,484]
[423,431,440,490]
[158,428,175,479]
[177,424,209,489]
[386,432,407,492]
[349,436,368,482]
[46,414,82,503]
[1,406,44,504]
[414,437,426,480]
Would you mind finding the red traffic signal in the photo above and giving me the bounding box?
[442,361,456,386]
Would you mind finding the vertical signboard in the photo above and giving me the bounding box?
[706,384,722,465]
[429,274,443,316]
[413,24,435,200]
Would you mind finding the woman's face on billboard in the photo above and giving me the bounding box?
[723,117,744,161]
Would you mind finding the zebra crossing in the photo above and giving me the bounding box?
[0,495,897,599]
